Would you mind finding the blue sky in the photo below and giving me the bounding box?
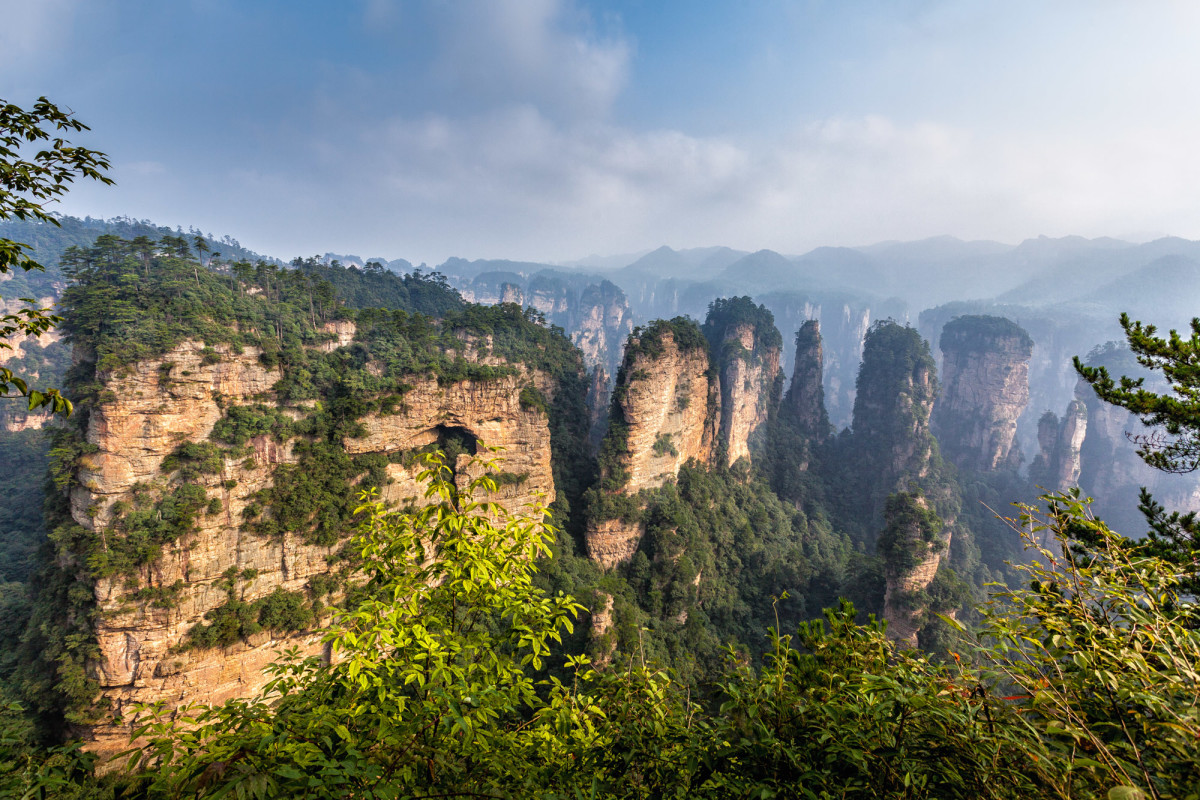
[4,0,1200,264]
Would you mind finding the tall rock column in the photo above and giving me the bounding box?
[879,492,947,648]
[782,320,831,441]
[570,280,634,380]
[851,321,940,495]
[702,297,784,467]
[850,322,957,645]
[1030,398,1088,493]
[933,315,1033,472]
[586,319,717,568]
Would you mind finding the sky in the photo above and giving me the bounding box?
[4,0,1200,265]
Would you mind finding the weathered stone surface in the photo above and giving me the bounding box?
[611,330,715,493]
[1055,399,1088,490]
[717,323,781,466]
[934,316,1033,472]
[570,281,633,378]
[586,518,646,572]
[585,328,717,568]
[72,339,556,759]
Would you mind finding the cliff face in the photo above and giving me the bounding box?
[851,323,939,492]
[571,281,634,380]
[702,298,784,467]
[72,335,556,757]
[715,323,781,466]
[586,324,716,568]
[933,316,1033,472]
[781,320,830,441]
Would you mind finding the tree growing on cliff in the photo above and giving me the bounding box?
[1,97,113,415]
[1075,313,1200,582]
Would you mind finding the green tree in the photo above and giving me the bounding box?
[132,450,587,798]
[1,97,112,414]
[1075,314,1200,580]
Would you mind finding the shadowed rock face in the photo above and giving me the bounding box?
[934,315,1033,473]
[852,322,939,494]
[782,320,831,441]
[70,334,557,760]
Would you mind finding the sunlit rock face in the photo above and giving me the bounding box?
[714,322,781,467]
[585,323,716,569]
[70,335,556,760]
[933,315,1033,473]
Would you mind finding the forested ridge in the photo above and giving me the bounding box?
[0,225,1197,799]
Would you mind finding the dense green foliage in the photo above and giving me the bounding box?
[877,491,944,572]
[940,314,1034,354]
[8,463,1197,799]
[600,462,855,680]
[701,295,783,355]
[288,255,463,317]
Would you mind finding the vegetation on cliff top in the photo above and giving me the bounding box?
[701,295,783,355]
[940,314,1034,354]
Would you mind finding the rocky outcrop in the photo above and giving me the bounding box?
[702,298,784,467]
[715,323,781,466]
[851,322,939,492]
[1030,398,1088,493]
[72,339,557,758]
[933,316,1033,472]
[880,493,948,648]
[570,280,633,379]
[586,322,716,568]
[781,320,830,441]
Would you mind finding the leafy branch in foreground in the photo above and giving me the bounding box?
[130,449,587,797]
[973,491,1200,800]
[1074,313,1200,475]
[1,96,114,415]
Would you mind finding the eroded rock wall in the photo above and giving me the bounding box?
[73,336,556,757]
[933,316,1033,472]
[585,327,716,568]
[716,323,781,466]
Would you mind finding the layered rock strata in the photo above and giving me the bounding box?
[585,325,716,568]
[715,323,781,466]
[73,338,556,757]
[933,315,1033,472]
